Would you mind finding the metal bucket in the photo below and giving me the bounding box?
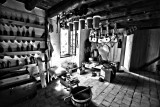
[71,86,92,107]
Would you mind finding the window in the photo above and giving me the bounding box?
[70,30,77,55]
[60,28,76,58]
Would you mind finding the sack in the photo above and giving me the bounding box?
[29,66,39,76]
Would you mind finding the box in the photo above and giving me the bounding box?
[77,69,85,75]
[100,67,115,82]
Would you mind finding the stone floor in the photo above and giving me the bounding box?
[11,70,160,107]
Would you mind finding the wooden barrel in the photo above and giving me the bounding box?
[87,17,93,29]
[93,15,101,29]
[71,86,92,107]
[69,22,73,31]
[79,19,85,29]
[74,21,79,30]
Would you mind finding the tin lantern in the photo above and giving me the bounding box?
[87,17,93,29]
[74,21,79,30]
[93,15,101,29]
[79,19,85,29]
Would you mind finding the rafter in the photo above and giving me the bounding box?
[47,0,83,18]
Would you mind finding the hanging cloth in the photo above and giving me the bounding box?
[49,24,54,33]
[37,57,47,88]
[48,19,54,33]
[45,34,54,62]
[56,15,60,33]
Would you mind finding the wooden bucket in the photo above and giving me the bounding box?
[71,86,92,107]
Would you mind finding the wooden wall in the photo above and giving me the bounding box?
[130,29,160,73]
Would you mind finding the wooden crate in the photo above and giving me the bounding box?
[100,67,115,82]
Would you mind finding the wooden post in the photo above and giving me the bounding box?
[45,10,50,83]
[37,57,47,88]
[120,35,127,67]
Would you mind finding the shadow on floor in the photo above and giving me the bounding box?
[129,70,160,82]
[112,72,142,86]
[89,101,99,107]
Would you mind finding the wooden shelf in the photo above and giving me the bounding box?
[0,74,30,86]
[0,35,45,41]
[0,70,29,80]
[0,51,41,56]
[0,77,35,90]
[0,71,46,90]
[0,5,46,91]
[0,18,44,29]
[0,4,44,19]
[0,63,36,72]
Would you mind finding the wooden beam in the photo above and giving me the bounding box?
[101,0,160,22]
[120,36,127,67]
[68,0,159,21]
[47,0,82,18]
[133,19,160,29]
[47,0,111,18]
[111,18,160,30]
[109,7,159,28]
[107,9,160,29]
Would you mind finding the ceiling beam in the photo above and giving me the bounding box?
[131,19,160,29]
[47,0,84,18]
[67,0,157,21]
[108,12,160,29]
[47,0,108,18]
[92,0,159,17]
[100,1,160,23]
